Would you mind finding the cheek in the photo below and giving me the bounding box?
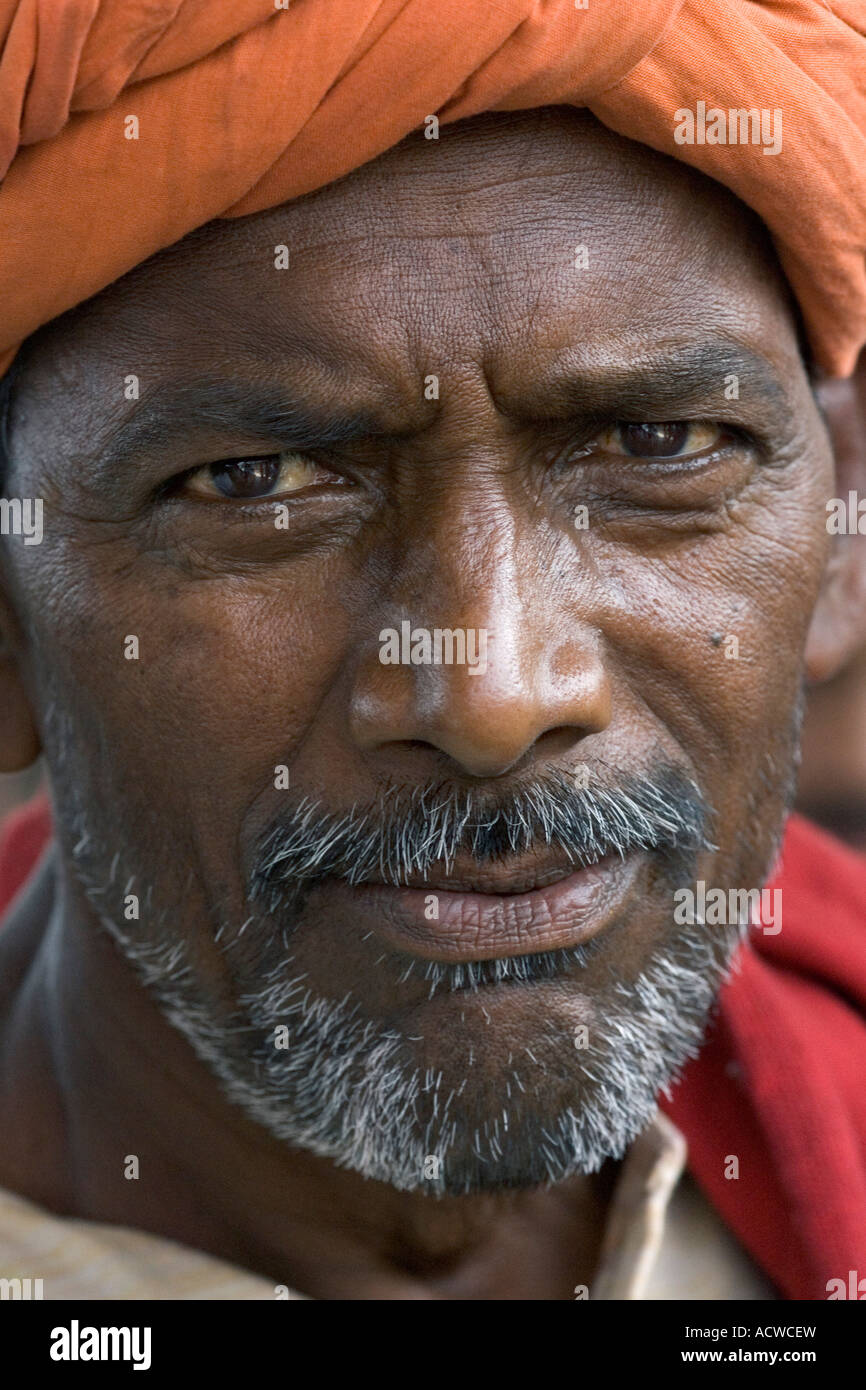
[590,501,823,798]
[21,544,359,846]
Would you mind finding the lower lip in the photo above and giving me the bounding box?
[345,851,644,963]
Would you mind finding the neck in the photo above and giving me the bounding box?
[0,851,614,1299]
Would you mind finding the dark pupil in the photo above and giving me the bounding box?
[620,422,689,457]
[211,457,281,498]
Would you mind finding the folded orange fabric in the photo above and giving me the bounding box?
[0,0,864,378]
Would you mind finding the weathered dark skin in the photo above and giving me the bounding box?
[0,107,863,1299]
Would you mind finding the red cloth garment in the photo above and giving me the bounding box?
[0,792,51,917]
[661,815,866,1302]
[1,797,864,1299]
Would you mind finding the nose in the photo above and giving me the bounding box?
[349,516,611,780]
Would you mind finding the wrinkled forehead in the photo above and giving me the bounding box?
[14,108,803,417]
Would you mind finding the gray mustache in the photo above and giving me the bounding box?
[250,764,713,907]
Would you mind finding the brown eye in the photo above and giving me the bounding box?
[618,423,689,456]
[594,421,722,459]
[183,451,325,500]
[211,457,282,497]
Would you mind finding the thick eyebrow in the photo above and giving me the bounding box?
[91,379,393,477]
[90,342,792,480]
[524,343,791,423]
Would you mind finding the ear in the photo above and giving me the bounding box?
[805,361,866,685]
[0,586,41,772]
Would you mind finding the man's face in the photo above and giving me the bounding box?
[2,108,832,1194]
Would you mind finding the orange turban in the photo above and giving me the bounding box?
[1,0,865,377]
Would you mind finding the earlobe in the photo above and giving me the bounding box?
[805,362,866,686]
[805,535,866,685]
[0,687,40,771]
[0,599,41,773]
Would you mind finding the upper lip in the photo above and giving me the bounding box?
[354,848,608,896]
